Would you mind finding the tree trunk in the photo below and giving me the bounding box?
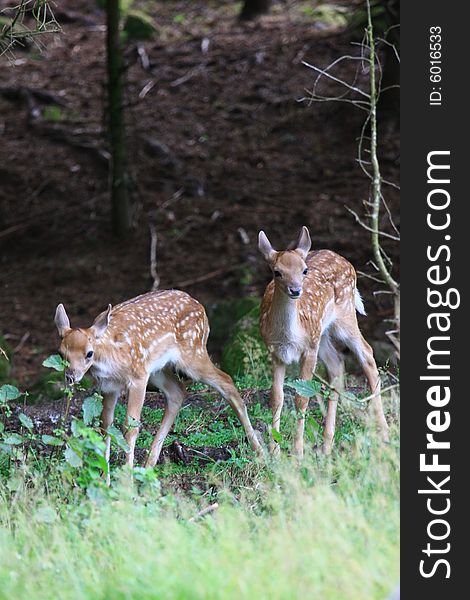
[106,0,131,236]
[239,0,271,21]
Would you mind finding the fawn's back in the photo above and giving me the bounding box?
[93,290,209,380]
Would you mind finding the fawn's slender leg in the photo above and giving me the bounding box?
[101,389,119,483]
[318,336,344,454]
[145,371,185,468]
[356,335,390,442]
[189,354,263,455]
[125,378,148,467]
[293,351,317,458]
[270,358,286,456]
[340,321,390,443]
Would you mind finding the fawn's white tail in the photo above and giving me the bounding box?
[354,288,366,316]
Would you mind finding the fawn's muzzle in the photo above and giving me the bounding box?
[65,370,76,385]
[288,287,302,298]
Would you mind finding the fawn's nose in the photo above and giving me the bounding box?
[65,370,75,385]
[288,287,301,298]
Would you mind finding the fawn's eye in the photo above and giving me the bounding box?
[303,268,308,276]
[86,350,94,359]
[274,270,282,278]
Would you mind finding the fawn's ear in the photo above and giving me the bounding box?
[258,231,277,263]
[54,304,71,338]
[92,304,112,339]
[295,226,311,259]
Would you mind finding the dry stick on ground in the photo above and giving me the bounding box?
[173,263,245,289]
[189,503,219,522]
[312,372,399,406]
[302,0,400,358]
[149,225,160,291]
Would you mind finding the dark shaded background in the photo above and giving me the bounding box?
[0,0,399,386]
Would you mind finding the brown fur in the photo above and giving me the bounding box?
[55,290,262,474]
[258,227,389,457]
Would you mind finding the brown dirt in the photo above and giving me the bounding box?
[0,0,399,387]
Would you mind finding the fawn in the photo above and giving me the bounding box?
[54,290,262,470]
[258,226,390,457]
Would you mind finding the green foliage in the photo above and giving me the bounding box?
[82,393,103,425]
[107,424,129,453]
[305,4,349,27]
[208,296,260,356]
[0,362,122,494]
[173,13,186,25]
[0,344,399,599]
[123,10,157,41]
[42,106,64,122]
[286,378,322,398]
[41,434,64,447]
[348,0,392,37]
[0,384,21,403]
[0,440,399,599]
[18,413,33,431]
[42,354,67,372]
[221,304,270,383]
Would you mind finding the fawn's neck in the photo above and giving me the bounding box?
[269,286,302,336]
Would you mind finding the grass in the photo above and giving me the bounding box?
[0,433,399,600]
[0,364,399,599]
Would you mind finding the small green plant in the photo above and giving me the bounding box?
[286,378,322,399]
[0,356,134,494]
[42,106,63,122]
[221,305,271,383]
[173,13,186,25]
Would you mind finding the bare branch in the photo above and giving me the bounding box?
[345,206,400,241]
[380,192,400,237]
[149,225,160,291]
[302,60,371,99]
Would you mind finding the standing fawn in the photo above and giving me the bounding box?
[258,226,390,457]
[54,290,262,471]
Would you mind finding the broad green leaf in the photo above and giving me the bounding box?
[0,384,21,403]
[0,442,13,455]
[42,354,67,372]
[107,425,130,453]
[287,378,322,398]
[306,415,321,432]
[127,416,140,428]
[64,446,82,468]
[19,413,33,431]
[42,434,64,446]
[82,394,103,425]
[3,433,24,445]
[70,418,83,437]
[271,429,282,443]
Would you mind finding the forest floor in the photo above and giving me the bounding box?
[0,0,399,387]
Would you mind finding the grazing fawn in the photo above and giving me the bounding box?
[258,226,390,457]
[54,290,262,470]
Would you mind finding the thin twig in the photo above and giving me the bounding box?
[149,225,160,291]
[189,503,219,522]
[173,263,244,289]
[345,206,400,241]
[302,59,371,98]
